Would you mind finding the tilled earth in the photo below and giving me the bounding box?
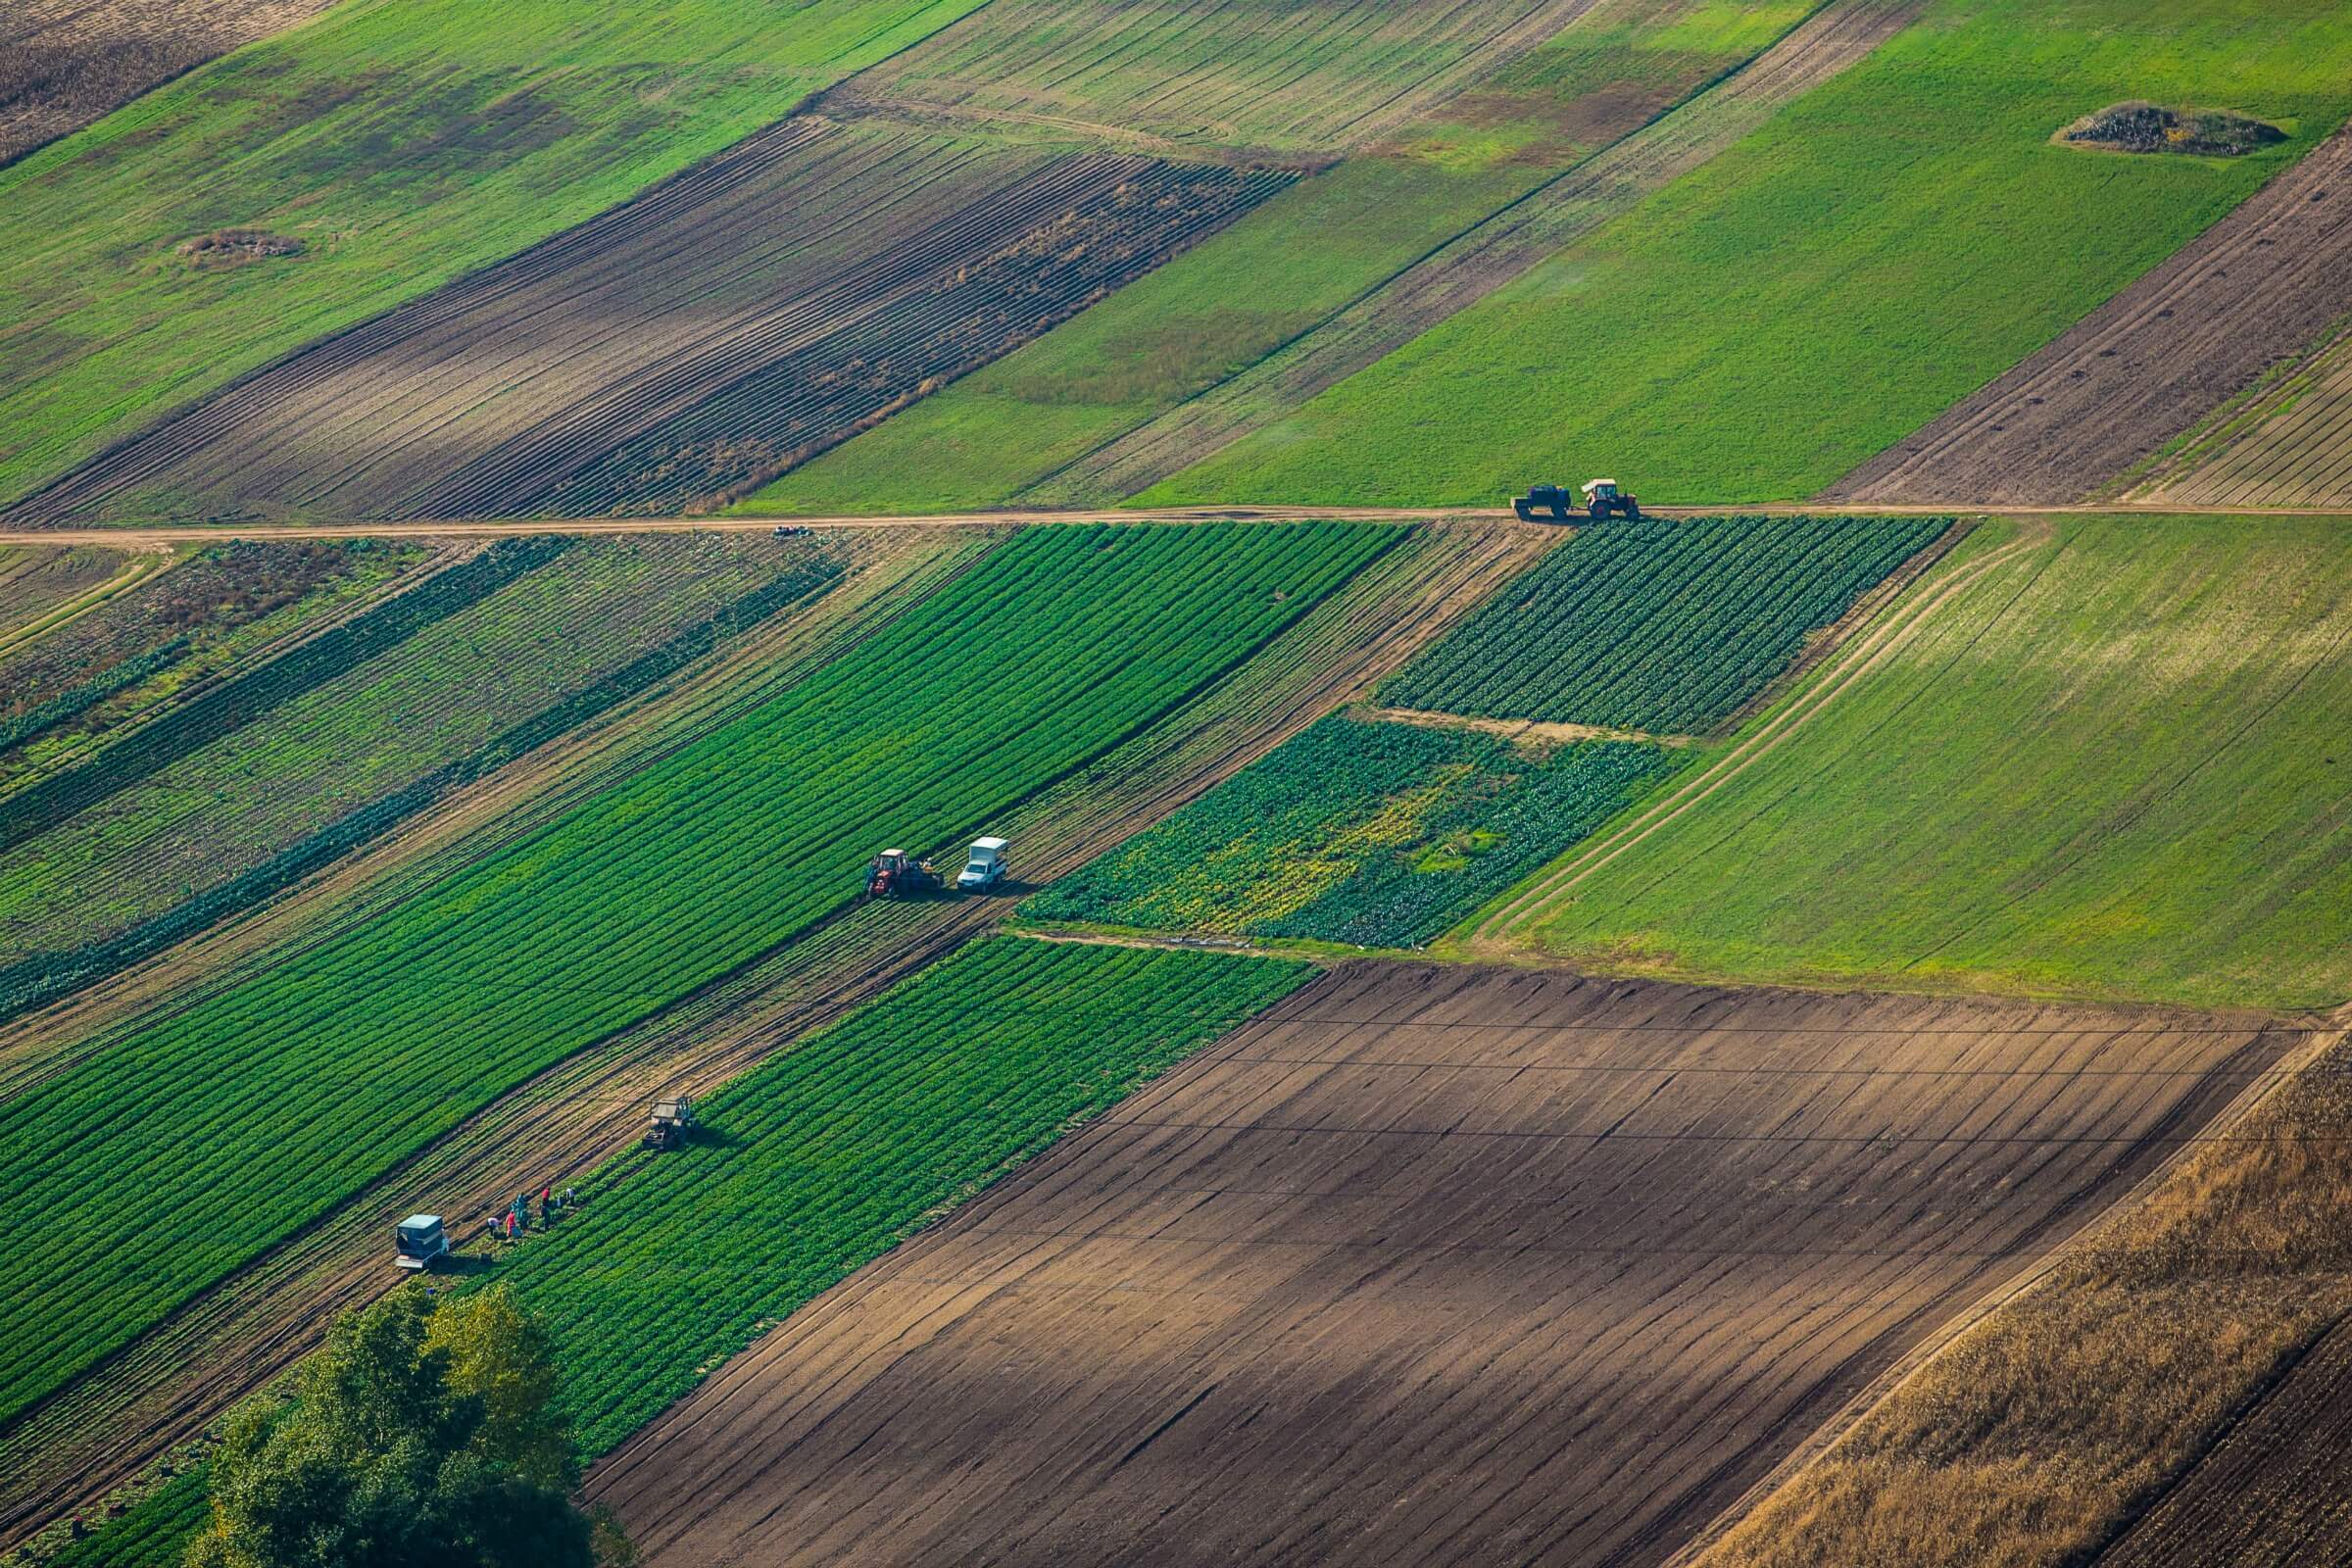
[589,961,2287,1568]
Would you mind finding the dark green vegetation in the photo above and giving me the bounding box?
[0,0,992,504]
[1028,714,1680,947]
[1147,0,2352,505]
[495,937,1308,1455]
[1384,515,1947,732]
[45,1469,209,1568]
[1512,516,2352,1010]
[0,552,842,1024]
[187,1288,599,1568]
[747,0,1821,514]
[0,521,1390,1434]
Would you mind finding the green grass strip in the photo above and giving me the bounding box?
[0,636,189,758]
[0,537,569,855]
[0,559,842,1025]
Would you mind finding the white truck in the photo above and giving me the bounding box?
[956,836,1010,892]
[393,1213,450,1271]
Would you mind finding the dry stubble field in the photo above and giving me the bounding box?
[587,960,2287,1568]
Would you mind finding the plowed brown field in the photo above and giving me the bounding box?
[1829,122,2352,506]
[589,962,2286,1568]
[2094,1310,2352,1568]
[6,120,1288,525]
[0,0,329,166]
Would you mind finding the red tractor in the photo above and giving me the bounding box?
[865,849,940,899]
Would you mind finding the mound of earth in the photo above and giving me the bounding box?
[2063,101,2285,157]
[175,229,304,266]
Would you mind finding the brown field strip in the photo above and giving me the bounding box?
[0,521,1538,1549]
[2095,1310,2352,1567]
[585,961,2289,1568]
[0,0,331,167]
[2132,319,2352,510]
[1018,0,1928,505]
[3,119,1290,525]
[1830,122,2352,506]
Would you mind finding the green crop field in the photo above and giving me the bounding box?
[1494,515,2352,1010]
[1027,713,1680,948]
[1382,515,1947,732]
[0,520,1390,1431]
[745,0,1819,516]
[1146,0,2352,506]
[493,936,1309,1455]
[0,0,992,507]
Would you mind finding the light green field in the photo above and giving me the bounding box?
[1481,515,2352,1012]
[743,0,1816,515]
[1147,0,2352,507]
[0,0,988,507]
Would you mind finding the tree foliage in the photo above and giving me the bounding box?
[185,1286,601,1568]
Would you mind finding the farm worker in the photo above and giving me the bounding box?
[564,1186,577,1206]
[484,1217,500,1247]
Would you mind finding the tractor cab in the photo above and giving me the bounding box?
[645,1097,699,1152]
[1580,478,1642,519]
[393,1213,450,1271]
[956,836,1009,892]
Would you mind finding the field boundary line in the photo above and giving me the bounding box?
[1660,1012,2347,1568]
[0,546,165,661]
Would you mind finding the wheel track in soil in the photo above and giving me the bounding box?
[0,520,1540,1551]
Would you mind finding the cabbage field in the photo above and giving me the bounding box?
[493,935,1310,1455]
[1026,713,1679,948]
[0,520,1393,1432]
[1382,515,1946,732]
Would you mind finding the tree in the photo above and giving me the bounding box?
[186,1285,612,1568]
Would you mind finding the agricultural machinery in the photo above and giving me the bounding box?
[1511,478,1642,522]
[866,848,941,899]
[645,1096,700,1152]
[392,1213,450,1271]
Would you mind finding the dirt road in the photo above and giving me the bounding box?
[589,961,2286,1568]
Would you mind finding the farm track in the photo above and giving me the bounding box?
[0,0,332,167]
[588,961,2289,1568]
[1831,123,2352,506]
[1018,0,1930,504]
[4,120,1288,524]
[0,521,1538,1549]
[2093,1305,2352,1566]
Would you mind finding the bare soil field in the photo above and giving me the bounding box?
[0,0,329,167]
[2097,1310,2352,1567]
[1022,0,1925,504]
[0,542,122,633]
[5,119,1288,525]
[0,522,1540,1550]
[2132,320,2352,509]
[1828,122,2352,506]
[587,961,2286,1568]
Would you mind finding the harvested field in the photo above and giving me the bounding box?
[2097,1311,2352,1567]
[0,543,122,633]
[588,961,2286,1568]
[1833,122,2352,506]
[7,120,1286,524]
[0,0,332,168]
[0,521,1539,1551]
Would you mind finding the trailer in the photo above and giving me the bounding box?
[1511,477,1642,522]
[393,1213,450,1271]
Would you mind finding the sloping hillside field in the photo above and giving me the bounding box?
[586,961,2287,1567]
[0,521,1392,1434]
[1482,515,2352,1010]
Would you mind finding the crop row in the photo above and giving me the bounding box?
[0,637,189,760]
[0,537,567,855]
[1382,515,1947,733]
[485,935,1309,1455]
[0,520,1393,1429]
[0,559,843,1026]
[0,535,805,965]
[1027,714,1681,948]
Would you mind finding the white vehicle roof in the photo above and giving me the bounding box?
[970,837,1009,853]
[1582,478,1618,492]
[399,1213,443,1231]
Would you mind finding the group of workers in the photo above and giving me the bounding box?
[484,1184,578,1247]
